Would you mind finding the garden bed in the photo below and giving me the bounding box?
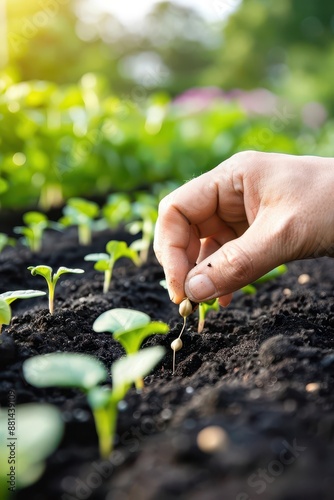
[1,227,334,500]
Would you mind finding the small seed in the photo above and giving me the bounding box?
[179,298,193,318]
[298,273,310,285]
[171,338,183,351]
[196,426,229,453]
[305,382,320,393]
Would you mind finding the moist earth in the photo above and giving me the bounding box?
[0,227,334,500]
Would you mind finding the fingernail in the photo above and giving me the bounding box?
[186,274,216,301]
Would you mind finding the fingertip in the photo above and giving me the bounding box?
[166,278,185,305]
[218,294,233,307]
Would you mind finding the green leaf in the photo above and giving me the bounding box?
[94,261,110,272]
[106,240,124,256]
[0,404,64,489]
[200,298,220,316]
[0,290,46,305]
[55,267,85,279]
[0,299,11,326]
[126,221,142,235]
[14,226,34,238]
[130,239,148,252]
[111,346,165,400]
[84,253,109,262]
[23,211,47,226]
[114,322,169,354]
[93,308,150,334]
[0,177,8,195]
[253,264,288,284]
[68,198,99,219]
[23,353,108,390]
[106,240,140,265]
[28,265,52,282]
[0,233,16,253]
[240,284,257,294]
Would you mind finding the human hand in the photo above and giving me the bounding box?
[154,151,334,305]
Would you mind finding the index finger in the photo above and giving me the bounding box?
[153,169,224,303]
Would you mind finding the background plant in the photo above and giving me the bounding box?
[0,233,16,253]
[127,200,158,264]
[0,289,47,334]
[59,197,100,245]
[1,0,333,212]
[14,211,61,252]
[198,299,220,334]
[84,241,139,294]
[27,265,84,314]
[0,404,64,498]
[0,298,11,334]
[240,265,288,294]
[93,308,169,389]
[101,193,132,229]
[23,347,165,458]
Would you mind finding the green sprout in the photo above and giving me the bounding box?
[102,193,132,229]
[85,240,140,294]
[93,308,169,389]
[0,403,64,499]
[0,290,46,333]
[0,233,16,253]
[23,347,165,458]
[0,299,11,334]
[59,197,99,245]
[27,265,84,314]
[127,203,158,264]
[240,264,288,294]
[14,211,60,252]
[198,298,220,333]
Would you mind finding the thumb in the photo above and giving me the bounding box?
[184,217,284,302]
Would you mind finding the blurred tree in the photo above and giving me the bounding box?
[4,0,219,96]
[5,0,117,83]
[204,0,334,112]
[137,1,220,95]
[3,0,334,114]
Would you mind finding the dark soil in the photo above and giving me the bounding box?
[1,227,334,500]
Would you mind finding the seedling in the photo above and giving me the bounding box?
[85,240,140,293]
[59,197,99,245]
[198,298,220,333]
[0,403,64,498]
[27,265,84,314]
[0,290,46,333]
[23,347,165,458]
[127,203,158,263]
[0,299,11,334]
[93,308,169,389]
[0,233,16,253]
[14,211,61,252]
[102,193,132,229]
[241,264,288,294]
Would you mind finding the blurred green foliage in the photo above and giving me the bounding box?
[209,0,334,113]
[1,72,334,210]
[1,0,334,211]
